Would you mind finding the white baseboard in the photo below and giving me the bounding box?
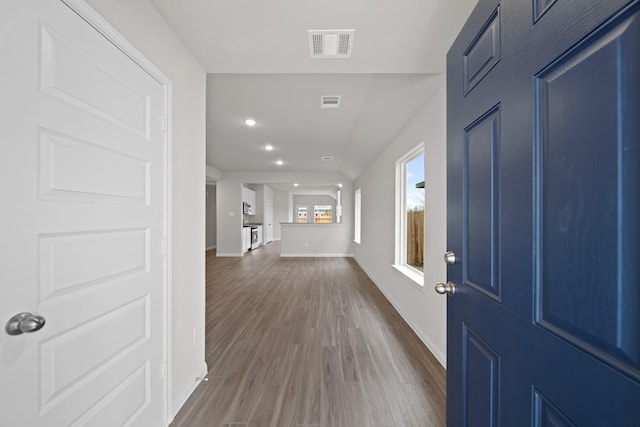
[215,252,243,257]
[356,261,447,369]
[170,362,208,423]
[205,245,216,251]
[280,253,354,258]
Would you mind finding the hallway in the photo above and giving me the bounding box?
[171,242,446,426]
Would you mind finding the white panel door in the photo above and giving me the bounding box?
[0,1,167,426]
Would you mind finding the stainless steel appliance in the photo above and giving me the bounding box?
[243,202,252,215]
[250,226,259,250]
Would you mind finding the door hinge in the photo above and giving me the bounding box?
[162,115,168,131]
[161,240,168,254]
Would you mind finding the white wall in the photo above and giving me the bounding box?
[206,164,222,181]
[281,224,353,256]
[206,185,217,249]
[85,0,207,417]
[221,170,347,185]
[353,75,448,366]
[216,181,244,256]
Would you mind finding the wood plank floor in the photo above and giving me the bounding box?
[170,241,446,427]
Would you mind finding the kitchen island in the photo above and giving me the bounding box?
[280,222,353,257]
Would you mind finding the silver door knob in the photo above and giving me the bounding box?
[444,251,456,265]
[435,282,456,297]
[5,312,46,336]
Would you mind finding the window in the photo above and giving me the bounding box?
[297,206,308,223]
[313,205,332,223]
[394,143,425,285]
[354,188,361,243]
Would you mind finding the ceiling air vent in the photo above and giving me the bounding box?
[308,30,355,58]
[322,156,334,162]
[321,95,341,108]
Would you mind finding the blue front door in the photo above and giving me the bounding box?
[446,0,640,424]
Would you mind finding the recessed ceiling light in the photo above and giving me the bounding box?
[293,183,299,187]
[265,144,274,151]
[276,160,284,166]
[245,118,256,127]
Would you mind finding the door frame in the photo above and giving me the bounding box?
[60,0,174,423]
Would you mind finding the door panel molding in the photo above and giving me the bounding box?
[38,128,151,204]
[39,295,150,412]
[462,324,500,426]
[463,5,501,96]
[40,21,151,138]
[60,1,175,423]
[463,104,502,302]
[533,0,559,23]
[533,389,576,427]
[534,3,640,380]
[69,361,151,427]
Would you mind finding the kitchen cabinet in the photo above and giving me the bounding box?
[242,187,256,205]
[248,189,256,209]
[242,227,250,253]
[242,186,256,215]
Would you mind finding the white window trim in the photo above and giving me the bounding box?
[354,188,361,243]
[394,142,425,286]
[313,204,332,223]
[392,264,425,289]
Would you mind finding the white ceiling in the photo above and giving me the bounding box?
[149,0,478,183]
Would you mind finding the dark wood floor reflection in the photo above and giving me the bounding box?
[171,241,446,427]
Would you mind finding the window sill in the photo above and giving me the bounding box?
[392,264,424,289]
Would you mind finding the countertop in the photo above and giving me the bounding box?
[280,222,341,225]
